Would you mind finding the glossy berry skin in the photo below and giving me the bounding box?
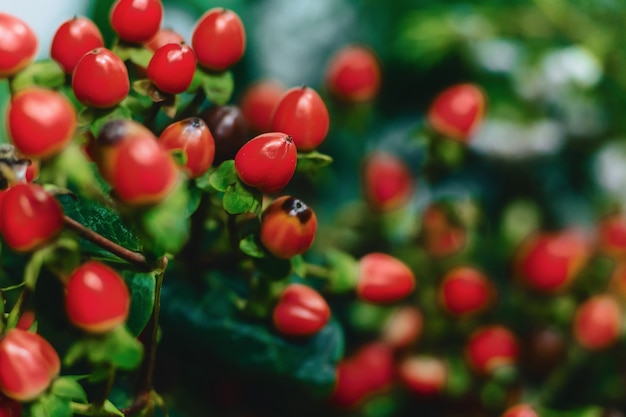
[427,83,486,142]
[438,266,494,317]
[597,213,626,259]
[0,394,22,417]
[192,8,246,71]
[8,87,77,159]
[465,325,519,375]
[147,42,196,94]
[158,117,215,178]
[273,283,330,337]
[65,261,130,333]
[260,196,317,259]
[326,45,381,103]
[362,151,414,212]
[95,120,179,206]
[271,86,330,151]
[110,0,163,43]
[515,230,591,294]
[72,48,130,109]
[145,28,185,51]
[0,13,37,78]
[0,329,60,401]
[397,355,447,396]
[234,132,297,194]
[573,294,622,351]
[501,404,539,417]
[356,253,416,303]
[0,184,64,252]
[331,342,394,408]
[50,16,104,73]
[382,306,423,350]
[421,204,466,257]
[240,79,285,134]
[200,105,252,164]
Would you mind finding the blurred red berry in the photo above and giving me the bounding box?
[438,266,495,317]
[0,13,37,78]
[381,306,423,350]
[397,355,447,396]
[356,253,416,303]
[573,294,623,351]
[240,79,285,134]
[501,404,539,417]
[465,325,519,375]
[325,45,381,103]
[427,83,486,142]
[110,0,163,43]
[273,283,330,337]
[362,151,414,213]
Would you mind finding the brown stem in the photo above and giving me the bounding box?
[63,215,149,269]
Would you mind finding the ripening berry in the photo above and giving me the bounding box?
[573,294,623,351]
[356,253,416,303]
[240,79,285,134]
[325,45,381,103]
[147,42,196,94]
[0,13,37,78]
[465,325,519,375]
[421,204,466,257]
[72,48,130,109]
[158,117,215,178]
[381,306,423,350]
[362,151,414,212]
[50,16,104,73]
[500,404,539,417]
[192,8,246,71]
[0,329,60,402]
[597,213,626,259]
[427,83,486,142]
[273,283,330,337]
[260,196,317,259]
[397,355,447,396]
[110,0,163,43]
[200,105,252,165]
[438,266,495,317]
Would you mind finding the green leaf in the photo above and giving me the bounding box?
[113,44,153,68]
[51,377,88,403]
[207,160,238,192]
[239,234,266,258]
[30,393,73,417]
[198,68,234,105]
[121,269,156,336]
[324,249,358,293]
[296,150,334,175]
[223,182,262,215]
[9,59,65,91]
[65,326,143,370]
[103,400,125,417]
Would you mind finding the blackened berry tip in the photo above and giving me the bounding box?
[281,197,313,224]
[97,119,128,146]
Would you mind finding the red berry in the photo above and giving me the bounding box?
[234,132,297,194]
[147,42,196,94]
[7,87,77,159]
[597,213,626,259]
[515,229,591,294]
[427,83,486,142]
[260,196,317,259]
[50,16,104,74]
[397,355,447,396]
[573,294,622,351]
[438,266,494,317]
[0,184,64,252]
[72,48,130,109]
[110,0,163,43]
[25,160,39,183]
[331,342,394,408]
[65,261,130,333]
[95,120,179,206]
[0,394,21,417]
[200,105,252,165]
[421,204,466,257]
[271,86,330,151]
[158,117,215,178]
[145,28,185,51]
[501,404,539,417]
[362,151,414,212]
[0,329,60,402]
[325,45,381,103]
[0,13,37,78]
[240,79,285,134]
[381,306,423,350]
[192,8,246,71]
[356,253,416,303]
[273,283,330,337]
[16,310,35,331]
[465,325,519,375]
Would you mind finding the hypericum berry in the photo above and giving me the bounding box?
[234,132,297,194]
[260,196,317,259]
[362,151,414,212]
[72,48,130,109]
[421,203,466,257]
[0,13,37,78]
[597,213,626,259]
[147,42,196,94]
[331,342,394,408]
[192,8,246,71]
[514,229,591,294]
[381,306,423,350]
[65,261,130,333]
[200,105,252,164]
[145,28,185,51]
[573,294,622,351]
[525,327,566,376]
[500,404,539,417]
[438,266,495,317]
[240,79,285,134]
[325,45,381,103]
[25,160,39,183]
[95,120,179,206]
[0,394,22,417]
[465,325,519,375]
[16,310,36,331]
[110,0,163,43]
[50,16,104,73]
[426,83,486,142]
[7,87,77,159]
[158,117,215,178]
[356,253,416,304]
[0,184,64,252]
[0,329,60,402]
[271,86,330,151]
[397,355,447,396]
[273,283,330,337]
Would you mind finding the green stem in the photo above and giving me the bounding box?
[94,365,117,409]
[6,249,46,330]
[177,88,206,120]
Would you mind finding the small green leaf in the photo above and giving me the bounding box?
[121,270,156,336]
[223,182,262,215]
[127,47,154,68]
[325,249,358,293]
[30,393,73,417]
[199,69,234,105]
[170,149,187,167]
[10,59,65,91]
[239,234,266,258]
[65,326,143,370]
[103,400,125,417]
[207,160,238,192]
[51,377,88,403]
[296,150,334,176]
